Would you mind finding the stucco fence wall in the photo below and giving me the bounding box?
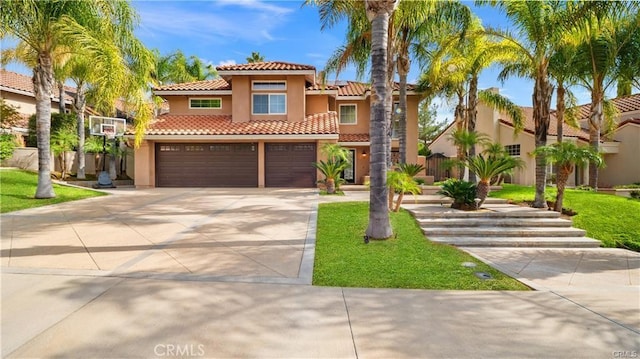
[2,147,135,179]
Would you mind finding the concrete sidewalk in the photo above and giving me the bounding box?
[2,188,639,358]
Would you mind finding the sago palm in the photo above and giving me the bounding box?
[313,159,348,195]
[464,154,524,207]
[533,142,603,212]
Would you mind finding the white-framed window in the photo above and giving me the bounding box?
[391,102,400,138]
[252,81,286,91]
[339,104,357,124]
[189,98,222,109]
[505,144,521,156]
[252,94,286,114]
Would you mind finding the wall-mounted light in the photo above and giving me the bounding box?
[361,149,367,157]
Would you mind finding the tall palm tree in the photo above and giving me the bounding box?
[1,0,154,198]
[155,50,216,85]
[533,142,603,212]
[312,0,471,164]
[365,0,398,239]
[481,0,573,208]
[567,2,640,188]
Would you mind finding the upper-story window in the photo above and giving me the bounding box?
[253,94,286,114]
[252,81,286,91]
[505,144,521,156]
[252,81,286,115]
[189,98,221,109]
[339,104,357,124]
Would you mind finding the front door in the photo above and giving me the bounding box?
[342,149,355,184]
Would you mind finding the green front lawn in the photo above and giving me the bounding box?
[313,202,529,290]
[0,169,106,213]
[490,184,640,251]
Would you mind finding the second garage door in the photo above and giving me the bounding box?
[265,143,316,187]
[156,143,258,187]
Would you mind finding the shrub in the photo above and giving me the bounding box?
[630,190,640,199]
[576,185,594,191]
[0,133,17,161]
[396,163,425,177]
[614,184,640,189]
[437,179,477,210]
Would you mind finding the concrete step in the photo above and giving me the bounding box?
[421,226,587,237]
[402,197,508,205]
[427,236,601,248]
[407,209,561,219]
[417,217,573,228]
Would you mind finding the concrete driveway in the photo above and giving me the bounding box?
[1,188,317,284]
[2,188,639,358]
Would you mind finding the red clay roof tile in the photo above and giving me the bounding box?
[144,112,339,136]
[574,93,640,120]
[500,106,590,141]
[1,69,74,103]
[154,78,231,91]
[339,133,370,142]
[216,61,316,72]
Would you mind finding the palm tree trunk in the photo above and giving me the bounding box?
[455,91,465,180]
[554,165,571,212]
[365,0,394,240]
[476,180,490,208]
[75,83,86,179]
[326,178,335,194]
[588,87,603,189]
[532,72,552,208]
[388,188,395,211]
[556,84,565,143]
[397,31,410,164]
[394,192,404,212]
[58,81,66,114]
[34,56,56,198]
[467,75,479,183]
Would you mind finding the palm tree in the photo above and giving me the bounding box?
[365,0,398,239]
[448,129,489,180]
[246,51,265,63]
[155,50,216,85]
[387,170,420,212]
[481,0,575,208]
[533,142,603,212]
[463,154,524,208]
[51,126,78,180]
[313,159,348,194]
[1,0,155,198]
[567,2,640,188]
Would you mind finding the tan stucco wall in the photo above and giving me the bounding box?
[134,140,155,188]
[306,94,329,114]
[336,99,370,134]
[229,75,306,123]
[599,123,640,186]
[162,95,232,115]
[429,124,457,157]
[1,91,65,116]
[405,96,419,165]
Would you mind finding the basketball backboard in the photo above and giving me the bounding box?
[89,116,127,137]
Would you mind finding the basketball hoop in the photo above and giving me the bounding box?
[89,116,126,138]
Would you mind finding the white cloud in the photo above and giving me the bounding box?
[218,59,237,66]
[135,1,294,45]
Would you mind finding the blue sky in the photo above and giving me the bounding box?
[3,0,601,123]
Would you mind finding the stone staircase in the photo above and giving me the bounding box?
[405,204,602,248]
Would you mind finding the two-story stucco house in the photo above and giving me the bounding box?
[133,61,420,188]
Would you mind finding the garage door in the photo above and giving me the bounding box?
[156,143,257,187]
[265,143,316,187]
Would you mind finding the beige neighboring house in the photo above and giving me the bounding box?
[133,61,421,188]
[428,89,640,187]
[1,69,75,145]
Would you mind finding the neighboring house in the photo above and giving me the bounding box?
[134,61,421,188]
[429,89,640,187]
[1,69,75,145]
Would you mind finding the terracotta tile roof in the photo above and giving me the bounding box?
[335,81,417,96]
[154,78,231,91]
[144,112,339,136]
[216,61,316,72]
[574,93,640,120]
[1,69,74,103]
[618,118,640,127]
[500,106,590,141]
[339,133,370,142]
